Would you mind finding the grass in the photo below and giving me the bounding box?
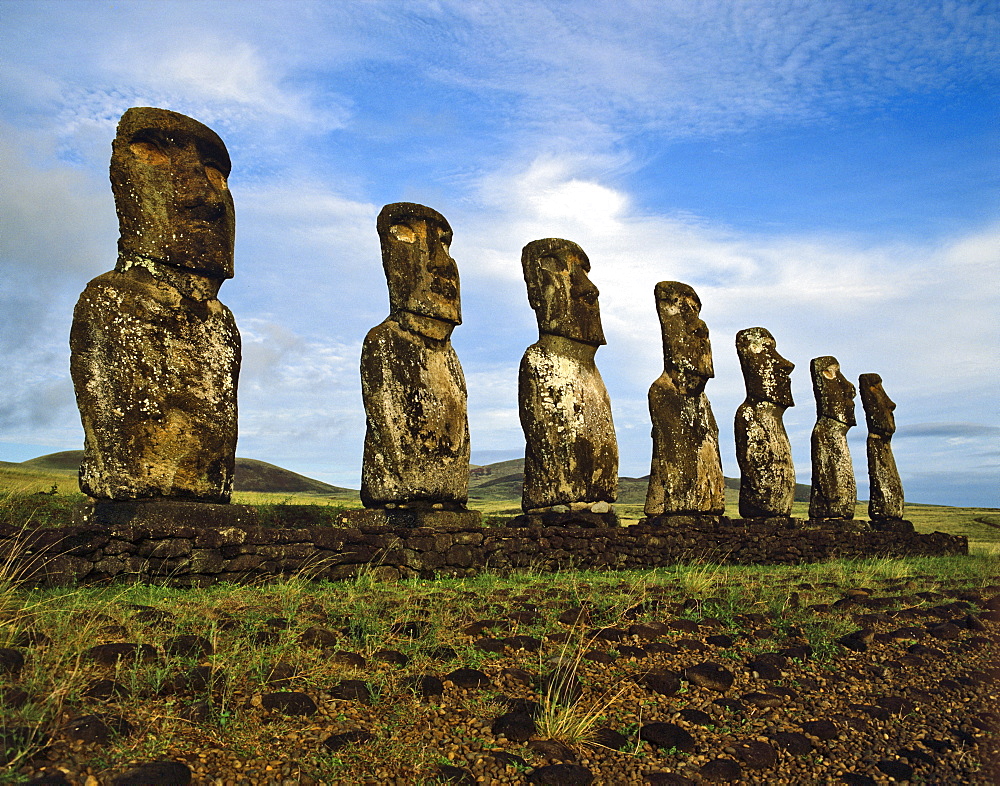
[1,547,998,782]
[0,469,998,780]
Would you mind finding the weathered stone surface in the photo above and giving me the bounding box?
[645,282,724,517]
[339,508,481,529]
[859,373,904,521]
[519,239,617,515]
[1,518,967,588]
[360,203,470,511]
[808,356,857,520]
[734,327,795,518]
[70,107,240,503]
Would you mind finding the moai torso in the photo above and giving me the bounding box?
[518,239,617,512]
[360,203,470,509]
[70,107,240,502]
[860,373,904,520]
[644,282,725,517]
[734,327,795,518]
[808,356,856,520]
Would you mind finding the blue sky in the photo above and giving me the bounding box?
[1,0,997,507]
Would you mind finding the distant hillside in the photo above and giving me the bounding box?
[18,451,353,495]
[470,457,811,504]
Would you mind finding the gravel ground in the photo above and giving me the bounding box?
[3,570,998,785]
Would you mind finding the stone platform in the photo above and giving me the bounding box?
[0,510,967,588]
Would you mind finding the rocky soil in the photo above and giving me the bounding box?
[2,569,997,785]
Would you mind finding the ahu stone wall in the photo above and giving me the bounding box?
[0,505,967,588]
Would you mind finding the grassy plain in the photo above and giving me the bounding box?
[0,459,998,782]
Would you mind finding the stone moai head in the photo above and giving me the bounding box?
[377,202,461,326]
[736,327,794,407]
[522,238,605,346]
[111,107,234,279]
[859,373,896,437]
[811,356,856,426]
[655,281,713,394]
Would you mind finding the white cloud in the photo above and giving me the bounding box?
[455,156,1000,495]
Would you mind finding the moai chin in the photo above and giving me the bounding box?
[359,202,472,514]
[643,282,725,521]
[859,373,905,521]
[517,238,618,526]
[70,107,240,504]
[808,356,857,520]
[734,327,796,518]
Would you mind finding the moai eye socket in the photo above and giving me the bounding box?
[129,141,171,167]
[205,166,228,191]
[390,224,417,243]
[822,365,839,380]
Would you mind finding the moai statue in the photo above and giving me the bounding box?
[359,202,476,524]
[517,238,618,526]
[859,373,905,521]
[734,327,796,518]
[644,282,725,522]
[808,356,856,520]
[70,107,241,507]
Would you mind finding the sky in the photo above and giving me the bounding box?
[1,0,997,508]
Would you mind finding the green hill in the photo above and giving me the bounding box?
[15,451,353,495]
[469,457,811,504]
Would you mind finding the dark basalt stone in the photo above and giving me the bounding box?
[403,674,444,699]
[261,692,317,716]
[83,679,130,699]
[875,760,914,780]
[527,764,595,785]
[770,731,812,755]
[491,751,528,769]
[329,679,373,704]
[801,719,839,740]
[164,634,213,658]
[677,707,712,726]
[84,643,158,665]
[300,627,338,648]
[62,714,133,745]
[528,739,577,761]
[111,761,192,786]
[0,648,25,677]
[732,740,777,769]
[684,662,735,692]
[331,650,367,668]
[589,727,628,751]
[639,670,681,696]
[741,691,784,708]
[639,722,695,753]
[322,729,374,751]
[372,649,409,667]
[491,711,536,743]
[698,758,741,782]
[436,764,475,785]
[446,668,491,689]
